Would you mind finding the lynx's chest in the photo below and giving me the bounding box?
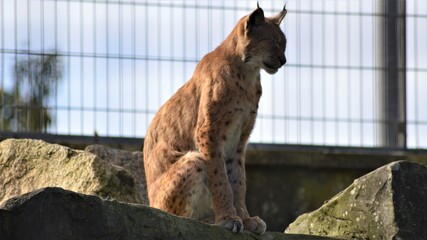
[223,72,261,157]
[223,112,253,154]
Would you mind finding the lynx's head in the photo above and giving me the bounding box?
[237,3,287,74]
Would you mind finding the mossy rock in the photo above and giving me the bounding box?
[286,161,427,239]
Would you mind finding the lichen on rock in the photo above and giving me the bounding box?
[285,161,427,240]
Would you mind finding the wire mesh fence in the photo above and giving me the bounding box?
[0,0,426,149]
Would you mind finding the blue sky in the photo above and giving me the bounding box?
[1,0,426,148]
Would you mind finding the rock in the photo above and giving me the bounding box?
[85,144,148,204]
[0,187,338,240]
[0,139,142,205]
[285,161,427,239]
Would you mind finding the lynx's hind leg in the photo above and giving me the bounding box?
[150,152,213,220]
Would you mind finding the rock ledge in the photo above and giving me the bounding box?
[0,187,337,240]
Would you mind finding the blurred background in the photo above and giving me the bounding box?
[1,0,426,231]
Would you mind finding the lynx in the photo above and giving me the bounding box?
[143,4,287,234]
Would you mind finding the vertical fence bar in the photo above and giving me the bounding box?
[41,0,45,133]
[54,0,58,134]
[309,0,314,144]
[169,2,174,95]
[284,5,288,143]
[14,0,18,131]
[80,0,84,134]
[67,0,71,134]
[334,1,339,144]
[119,0,123,136]
[322,0,326,145]
[27,0,31,131]
[182,1,186,82]
[144,1,149,129]
[106,0,110,135]
[132,0,136,137]
[0,0,3,131]
[413,0,419,148]
[157,4,161,116]
[347,1,351,145]
[296,0,301,143]
[359,1,364,146]
[373,0,377,146]
[93,1,97,135]
[375,0,406,148]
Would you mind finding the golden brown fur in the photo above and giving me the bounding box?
[143,5,287,234]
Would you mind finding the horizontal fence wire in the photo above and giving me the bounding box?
[0,0,426,149]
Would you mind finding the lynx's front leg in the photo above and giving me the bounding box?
[228,138,267,234]
[196,130,243,232]
[195,98,243,233]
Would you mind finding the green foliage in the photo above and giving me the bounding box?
[0,54,62,132]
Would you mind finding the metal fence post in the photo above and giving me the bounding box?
[376,0,406,149]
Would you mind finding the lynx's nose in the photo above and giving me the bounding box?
[279,56,287,66]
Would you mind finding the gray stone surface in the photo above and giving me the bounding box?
[85,144,148,204]
[285,161,427,239]
[0,139,142,205]
[0,187,339,240]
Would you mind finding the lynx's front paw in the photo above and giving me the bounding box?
[217,215,243,233]
[243,216,266,234]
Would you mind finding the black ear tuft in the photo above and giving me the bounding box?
[270,3,287,25]
[247,7,265,31]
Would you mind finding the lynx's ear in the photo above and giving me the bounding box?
[246,4,265,31]
[270,3,287,25]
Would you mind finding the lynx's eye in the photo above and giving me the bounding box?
[274,35,286,50]
[275,39,281,48]
[271,37,281,49]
